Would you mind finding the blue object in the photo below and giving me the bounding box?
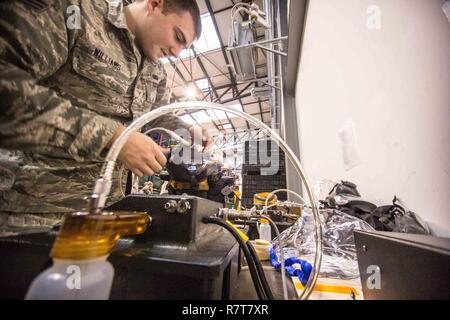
[270,247,312,285]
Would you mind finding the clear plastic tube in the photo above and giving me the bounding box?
[88,101,322,300]
[259,214,287,300]
[264,189,309,208]
[261,188,307,300]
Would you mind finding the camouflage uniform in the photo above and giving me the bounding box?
[0,0,189,236]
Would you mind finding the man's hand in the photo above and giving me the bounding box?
[108,126,169,177]
[189,125,213,149]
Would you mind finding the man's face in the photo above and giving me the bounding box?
[135,1,197,62]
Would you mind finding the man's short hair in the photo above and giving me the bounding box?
[163,0,202,40]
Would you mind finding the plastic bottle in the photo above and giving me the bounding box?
[25,256,114,300]
[258,218,271,241]
[25,211,149,300]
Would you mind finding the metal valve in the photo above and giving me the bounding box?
[176,199,191,214]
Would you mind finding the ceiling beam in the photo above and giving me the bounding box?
[205,0,250,131]
[214,86,232,103]
[192,46,236,132]
[205,0,238,96]
[169,58,188,84]
[169,58,221,132]
[220,92,251,104]
[212,4,235,15]
[243,99,269,106]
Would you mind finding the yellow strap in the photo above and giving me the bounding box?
[170,179,209,191]
[226,220,249,243]
[295,281,359,297]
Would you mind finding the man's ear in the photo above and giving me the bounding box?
[147,0,164,14]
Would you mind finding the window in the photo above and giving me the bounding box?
[179,103,243,128]
[193,13,221,54]
[195,78,210,92]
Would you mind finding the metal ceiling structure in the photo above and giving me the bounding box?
[164,0,281,136]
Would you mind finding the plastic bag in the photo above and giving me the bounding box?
[272,208,374,279]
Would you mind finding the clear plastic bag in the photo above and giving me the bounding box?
[272,208,374,279]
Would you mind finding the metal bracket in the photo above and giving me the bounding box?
[227,36,288,57]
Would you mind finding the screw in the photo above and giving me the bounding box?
[363,245,367,252]
[164,200,177,213]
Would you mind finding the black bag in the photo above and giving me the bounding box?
[322,181,379,228]
[371,196,430,234]
[322,181,430,234]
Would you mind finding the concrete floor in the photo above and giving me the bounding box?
[232,263,298,300]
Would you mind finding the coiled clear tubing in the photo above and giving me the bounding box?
[88,101,322,300]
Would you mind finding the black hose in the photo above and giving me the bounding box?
[246,241,275,300]
[203,217,268,300]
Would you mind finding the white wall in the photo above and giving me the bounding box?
[295,0,450,235]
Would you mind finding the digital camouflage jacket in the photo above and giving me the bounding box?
[0,0,188,213]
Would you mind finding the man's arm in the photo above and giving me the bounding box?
[0,1,121,162]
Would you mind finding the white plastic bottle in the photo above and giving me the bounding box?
[25,256,114,300]
[24,211,150,300]
[259,218,272,241]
